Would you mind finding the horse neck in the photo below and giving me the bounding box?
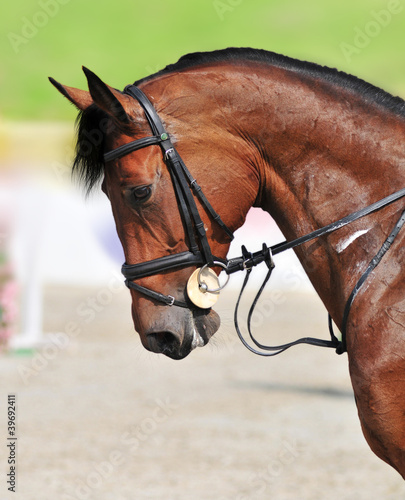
[227,63,405,319]
[148,63,405,319]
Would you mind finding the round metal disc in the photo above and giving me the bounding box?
[187,267,220,309]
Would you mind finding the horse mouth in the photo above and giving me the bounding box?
[146,308,220,360]
[191,328,205,349]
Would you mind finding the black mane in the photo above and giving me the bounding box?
[75,47,405,192]
[73,104,108,194]
[137,48,405,117]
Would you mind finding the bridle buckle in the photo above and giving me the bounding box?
[164,148,174,161]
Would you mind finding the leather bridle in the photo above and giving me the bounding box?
[104,85,405,355]
[104,85,234,308]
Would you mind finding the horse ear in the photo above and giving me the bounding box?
[82,67,130,124]
[49,77,93,111]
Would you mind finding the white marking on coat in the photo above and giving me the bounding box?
[337,229,369,253]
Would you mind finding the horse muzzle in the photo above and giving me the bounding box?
[144,308,220,360]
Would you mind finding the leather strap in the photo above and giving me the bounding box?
[165,148,215,265]
[226,187,405,275]
[121,85,233,248]
[230,194,405,356]
[175,153,234,240]
[270,187,405,256]
[233,248,340,356]
[104,136,163,163]
[124,85,167,137]
[125,280,190,308]
[170,172,199,254]
[332,207,405,354]
[122,251,204,280]
[104,85,234,308]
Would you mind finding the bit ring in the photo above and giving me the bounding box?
[197,262,229,293]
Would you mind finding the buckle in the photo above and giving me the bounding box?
[242,259,253,270]
[164,148,174,161]
[241,245,253,270]
[167,295,175,306]
[262,244,275,270]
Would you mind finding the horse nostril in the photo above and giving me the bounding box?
[147,331,179,355]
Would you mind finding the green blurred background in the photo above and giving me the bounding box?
[1,0,404,122]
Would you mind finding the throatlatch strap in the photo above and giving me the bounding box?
[169,171,200,255]
[176,155,234,240]
[165,149,215,265]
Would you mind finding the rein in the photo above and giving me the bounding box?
[104,85,405,356]
[228,204,405,356]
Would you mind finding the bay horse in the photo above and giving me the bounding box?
[50,48,405,478]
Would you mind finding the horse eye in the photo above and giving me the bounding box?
[132,185,152,202]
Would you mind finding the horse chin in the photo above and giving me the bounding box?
[192,307,221,348]
[145,308,220,360]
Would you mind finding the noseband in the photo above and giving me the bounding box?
[104,85,405,356]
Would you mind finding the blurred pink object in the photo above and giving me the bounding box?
[0,228,19,351]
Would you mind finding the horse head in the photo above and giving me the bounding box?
[50,67,258,359]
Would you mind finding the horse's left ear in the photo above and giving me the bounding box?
[82,67,131,124]
[49,77,93,111]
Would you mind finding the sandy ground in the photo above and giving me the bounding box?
[1,285,405,500]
